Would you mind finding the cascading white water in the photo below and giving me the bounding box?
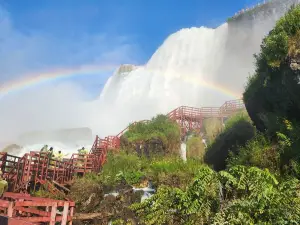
[180,143,187,162]
[1,0,299,147]
[89,0,299,137]
[14,143,93,157]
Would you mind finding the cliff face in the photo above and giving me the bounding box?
[228,0,299,23]
[116,64,139,75]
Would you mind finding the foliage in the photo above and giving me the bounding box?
[186,136,205,160]
[32,186,65,200]
[131,165,219,225]
[111,219,135,225]
[224,110,252,130]
[98,151,203,189]
[122,115,181,155]
[131,166,300,225]
[202,118,223,143]
[147,157,203,189]
[99,151,148,186]
[277,119,300,175]
[243,5,300,133]
[82,6,300,224]
[228,133,280,172]
[204,111,256,171]
[69,175,104,213]
[214,166,300,225]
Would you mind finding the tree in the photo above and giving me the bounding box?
[243,5,300,134]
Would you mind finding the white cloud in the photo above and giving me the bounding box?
[0,6,139,145]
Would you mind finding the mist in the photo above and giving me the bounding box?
[92,1,296,136]
[0,0,298,150]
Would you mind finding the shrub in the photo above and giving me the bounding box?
[131,165,300,224]
[122,115,181,155]
[99,151,147,186]
[228,133,280,172]
[204,111,256,171]
[147,156,203,189]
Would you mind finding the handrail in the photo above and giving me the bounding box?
[91,99,244,155]
[0,98,244,196]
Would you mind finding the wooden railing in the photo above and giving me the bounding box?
[0,192,74,225]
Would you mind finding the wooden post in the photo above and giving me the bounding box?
[50,202,57,225]
[7,201,13,217]
[18,199,24,215]
[61,202,69,225]
[69,205,74,225]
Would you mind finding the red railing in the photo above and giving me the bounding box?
[94,99,245,150]
[0,192,74,225]
[0,99,244,198]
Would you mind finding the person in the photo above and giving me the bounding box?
[47,147,54,167]
[78,147,88,155]
[40,145,48,152]
[76,147,88,169]
[54,150,64,162]
[0,171,8,196]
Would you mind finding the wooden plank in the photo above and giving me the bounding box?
[0,200,9,208]
[14,216,51,222]
[7,202,13,217]
[14,206,50,217]
[50,202,57,225]
[61,202,69,225]
[52,181,70,193]
[5,195,73,207]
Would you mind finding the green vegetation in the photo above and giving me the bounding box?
[186,136,205,160]
[121,115,181,156]
[227,133,280,172]
[99,152,147,186]
[99,151,203,190]
[243,4,300,133]
[202,118,223,143]
[62,5,300,224]
[204,111,256,171]
[128,5,300,224]
[131,166,300,224]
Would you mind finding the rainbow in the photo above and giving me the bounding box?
[0,64,118,97]
[174,74,241,99]
[151,69,243,99]
[0,64,242,99]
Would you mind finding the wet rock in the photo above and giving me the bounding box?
[115,179,132,193]
[70,178,144,223]
[1,144,22,155]
[69,179,104,213]
[290,61,300,71]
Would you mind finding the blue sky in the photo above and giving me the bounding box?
[0,0,261,97]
